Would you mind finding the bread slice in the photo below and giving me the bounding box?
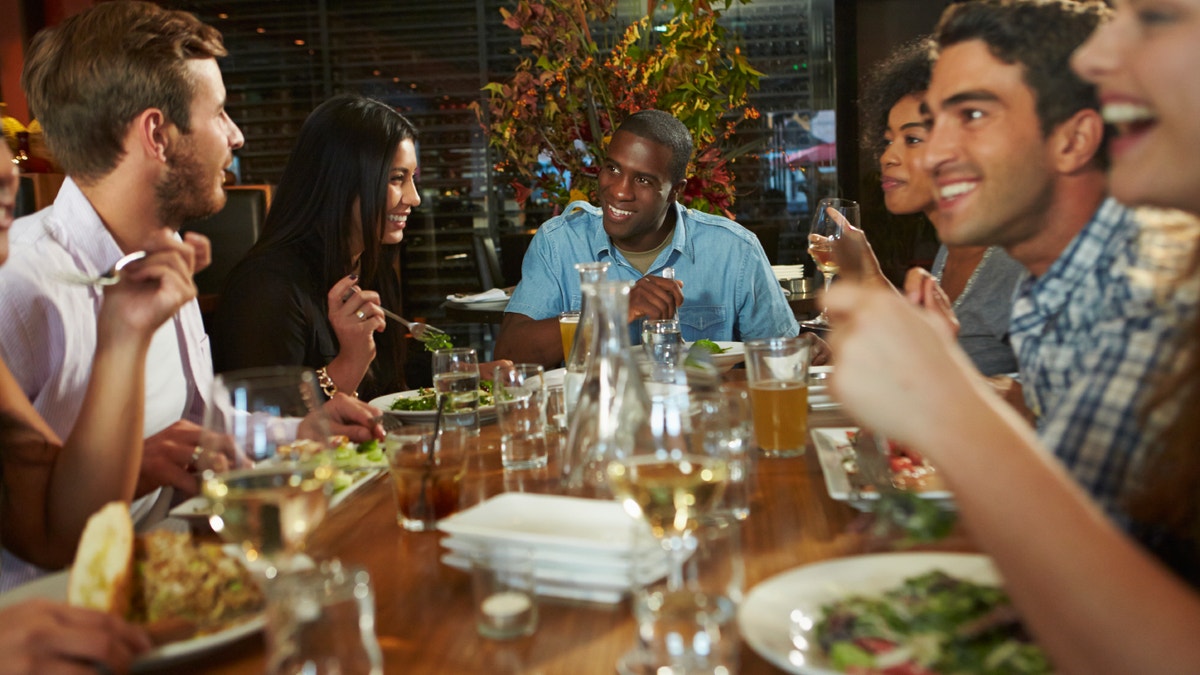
[67,501,134,616]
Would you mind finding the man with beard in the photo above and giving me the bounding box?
[915,0,1198,525]
[0,1,383,588]
[495,110,798,368]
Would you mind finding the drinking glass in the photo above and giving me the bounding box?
[432,347,481,436]
[265,561,384,675]
[691,388,755,520]
[621,514,743,675]
[198,366,335,577]
[641,318,684,376]
[606,391,730,592]
[558,311,580,364]
[801,197,859,328]
[745,336,814,458]
[384,424,469,532]
[492,363,550,470]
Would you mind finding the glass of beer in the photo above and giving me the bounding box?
[558,311,580,363]
[744,336,814,458]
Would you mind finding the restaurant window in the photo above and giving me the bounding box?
[157,0,841,317]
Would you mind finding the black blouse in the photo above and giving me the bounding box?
[210,244,408,401]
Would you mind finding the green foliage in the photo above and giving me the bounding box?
[472,0,762,216]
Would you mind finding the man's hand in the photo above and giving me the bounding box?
[319,394,385,444]
[0,599,152,675]
[628,276,683,323]
[99,230,206,344]
[903,267,960,337]
[137,420,206,497]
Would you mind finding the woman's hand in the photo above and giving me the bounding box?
[903,267,960,337]
[0,599,151,675]
[824,281,989,453]
[325,275,387,394]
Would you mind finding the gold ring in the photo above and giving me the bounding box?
[188,446,203,471]
[356,310,366,320]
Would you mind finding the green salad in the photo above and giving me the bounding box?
[325,438,387,492]
[691,338,730,354]
[816,570,1053,675]
[421,333,453,352]
[388,380,494,411]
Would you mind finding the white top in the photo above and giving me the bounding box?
[0,178,213,590]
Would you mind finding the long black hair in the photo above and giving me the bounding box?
[247,94,418,392]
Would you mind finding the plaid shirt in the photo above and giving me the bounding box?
[1011,198,1199,525]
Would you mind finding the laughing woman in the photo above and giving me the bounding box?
[825,2,1200,673]
[211,94,417,401]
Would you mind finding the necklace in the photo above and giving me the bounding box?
[936,247,995,310]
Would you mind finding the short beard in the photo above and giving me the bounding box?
[155,138,225,229]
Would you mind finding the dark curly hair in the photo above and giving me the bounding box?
[934,0,1110,138]
[860,37,934,161]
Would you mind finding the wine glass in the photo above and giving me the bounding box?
[198,366,336,578]
[606,391,730,591]
[432,347,481,436]
[800,197,859,328]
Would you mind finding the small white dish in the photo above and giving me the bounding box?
[810,427,953,510]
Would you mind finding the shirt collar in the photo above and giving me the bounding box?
[1016,196,1131,316]
[42,177,125,278]
[586,201,693,270]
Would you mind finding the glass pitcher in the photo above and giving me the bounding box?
[563,261,610,420]
[561,280,650,498]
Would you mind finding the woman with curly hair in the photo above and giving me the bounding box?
[860,37,1024,376]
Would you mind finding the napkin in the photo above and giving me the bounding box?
[447,288,509,303]
[771,264,806,280]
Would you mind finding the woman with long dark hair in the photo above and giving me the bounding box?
[212,94,417,400]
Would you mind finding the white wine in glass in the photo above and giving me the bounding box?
[606,392,729,590]
[199,366,335,577]
[801,197,859,329]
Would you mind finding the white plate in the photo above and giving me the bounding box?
[706,341,745,371]
[368,390,497,424]
[169,467,383,520]
[0,571,264,672]
[810,428,953,510]
[808,365,832,394]
[738,553,1000,675]
[438,493,656,556]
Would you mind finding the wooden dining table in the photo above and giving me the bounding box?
[175,380,972,675]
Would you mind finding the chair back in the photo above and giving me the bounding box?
[471,232,504,289]
[182,186,270,297]
[498,231,535,288]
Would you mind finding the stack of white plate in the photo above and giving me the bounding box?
[771,264,806,281]
[438,493,668,604]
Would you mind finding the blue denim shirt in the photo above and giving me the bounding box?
[506,201,799,342]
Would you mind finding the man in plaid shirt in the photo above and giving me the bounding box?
[917,0,1198,525]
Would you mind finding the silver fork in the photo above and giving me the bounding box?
[850,429,893,503]
[379,308,448,343]
[54,250,148,287]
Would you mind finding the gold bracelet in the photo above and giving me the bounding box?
[315,367,338,398]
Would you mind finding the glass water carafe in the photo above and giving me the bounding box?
[561,280,651,498]
[563,261,610,420]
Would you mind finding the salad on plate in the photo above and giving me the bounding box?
[816,570,1053,675]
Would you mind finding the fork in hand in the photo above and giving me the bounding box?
[54,250,148,287]
[379,308,448,343]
